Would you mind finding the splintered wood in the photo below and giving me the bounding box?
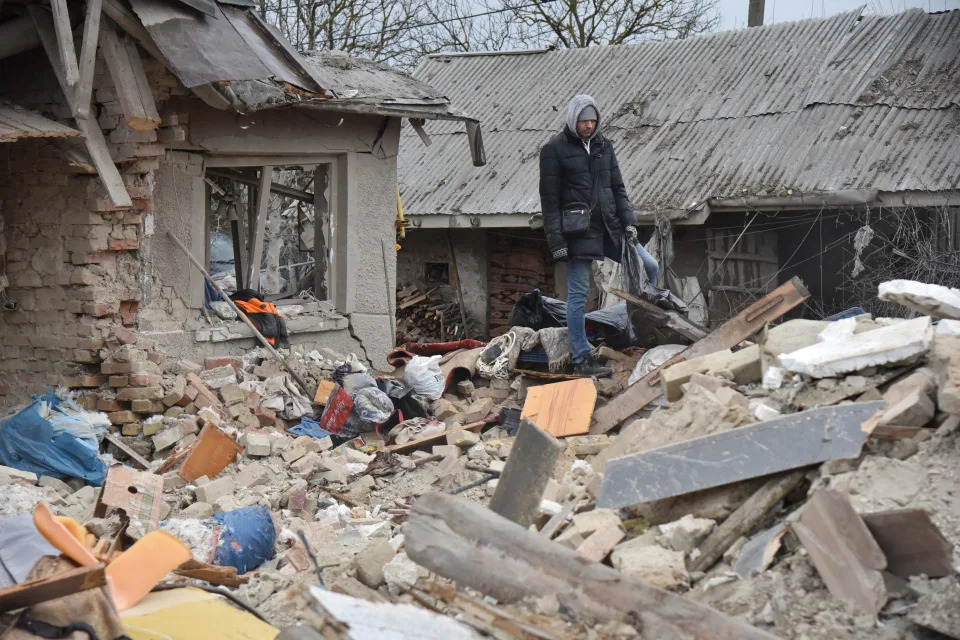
[521,378,597,437]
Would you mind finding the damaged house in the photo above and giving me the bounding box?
[398,7,960,337]
[0,0,481,407]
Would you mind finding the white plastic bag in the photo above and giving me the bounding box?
[403,355,445,399]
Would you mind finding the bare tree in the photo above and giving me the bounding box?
[509,0,719,47]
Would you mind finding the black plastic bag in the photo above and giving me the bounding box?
[507,289,566,329]
[620,242,688,314]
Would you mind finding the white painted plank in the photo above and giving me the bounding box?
[246,166,273,291]
[75,0,104,119]
[50,0,80,87]
[99,22,160,131]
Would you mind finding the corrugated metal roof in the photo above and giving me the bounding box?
[399,8,960,218]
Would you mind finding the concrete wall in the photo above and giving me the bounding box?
[138,104,403,369]
[396,228,489,336]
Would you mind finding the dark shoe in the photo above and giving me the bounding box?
[573,355,612,379]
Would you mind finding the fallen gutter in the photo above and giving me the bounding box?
[708,188,879,210]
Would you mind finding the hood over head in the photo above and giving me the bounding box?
[565,94,601,139]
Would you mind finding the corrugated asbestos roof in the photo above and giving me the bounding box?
[399,8,960,218]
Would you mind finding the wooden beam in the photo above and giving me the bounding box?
[103,432,150,469]
[30,5,132,208]
[50,0,80,88]
[590,276,809,434]
[75,0,104,119]
[607,286,708,342]
[688,470,806,573]
[406,493,778,639]
[206,168,315,204]
[385,419,488,454]
[99,22,160,131]
[74,114,133,208]
[246,166,273,291]
[0,564,106,613]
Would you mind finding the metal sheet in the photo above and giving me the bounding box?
[597,402,882,508]
[399,9,960,218]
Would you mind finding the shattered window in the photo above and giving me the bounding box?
[204,164,331,301]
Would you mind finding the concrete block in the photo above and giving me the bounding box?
[175,360,203,376]
[182,502,214,518]
[611,540,688,591]
[879,389,935,427]
[39,476,73,495]
[599,402,882,509]
[461,397,495,423]
[714,387,749,409]
[432,398,459,420]
[108,410,138,425]
[242,431,272,457]
[235,462,270,488]
[131,399,164,414]
[194,476,234,503]
[341,447,374,465]
[662,319,830,400]
[780,316,933,378]
[116,386,164,401]
[938,355,960,416]
[878,280,960,320]
[571,509,623,537]
[163,473,186,491]
[199,365,237,390]
[121,422,141,436]
[291,452,321,475]
[683,373,735,396]
[446,429,480,448]
[431,445,461,459]
[489,419,565,527]
[152,427,184,452]
[220,384,245,407]
[456,380,475,396]
[352,539,397,588]
[658,514,716,554]
[885,372,937,407]
[281,444,307,463]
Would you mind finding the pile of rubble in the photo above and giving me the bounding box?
[1,278,959,639]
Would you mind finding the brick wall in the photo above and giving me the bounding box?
[0,51,186,408]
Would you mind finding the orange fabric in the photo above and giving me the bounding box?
[234,298,278,345]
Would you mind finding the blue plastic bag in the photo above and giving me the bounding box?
[0,392,108,485]
[288,417,334,441]
[212,505,276,573]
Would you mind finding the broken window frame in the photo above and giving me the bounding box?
[201,156,338,304]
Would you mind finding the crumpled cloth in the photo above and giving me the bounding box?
[538,327,572,372]
[260,375,312,420]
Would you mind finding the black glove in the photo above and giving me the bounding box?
[625,226,638,243]
[552,246,568,262]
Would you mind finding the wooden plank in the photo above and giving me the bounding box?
[103,432,151,469]
[0,106,82,142]
[598,401,881,509]
[406,493,778,639]
[180,425,243,482]
[590,276,809,434]
[246,166,273,291]
[50,0,81,87]
[175,559,248,587]
[385,419,489,454]
[75,0,104,119]
[0,564,106,613]
[314,379,337,405]
[74,115,133,208]
[861,509,954,579]
[515,368,587,381]
[791,489,887,616]
[520,379,597,438]
[99,22,160,131]
[538,502,574,539]
[607,286,708,342]
[688,470,806,573]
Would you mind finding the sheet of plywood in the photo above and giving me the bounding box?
[520,378,597,438]
[314,379,336,405]
[179,425,243,482]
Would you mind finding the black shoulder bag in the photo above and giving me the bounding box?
[560,149,602,236]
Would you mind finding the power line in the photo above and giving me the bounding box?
[344,0,557,41]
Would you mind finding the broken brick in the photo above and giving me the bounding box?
[204,356,243,372]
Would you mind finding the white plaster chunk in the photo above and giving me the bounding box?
[878,280,960,320]
[936,319,960,336]
[779,316,933,378]
[817,317,856,343]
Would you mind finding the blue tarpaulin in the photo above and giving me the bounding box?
[212,505,276,573]
[0,392,108,485]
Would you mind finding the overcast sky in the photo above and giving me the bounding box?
[716,0,960,31]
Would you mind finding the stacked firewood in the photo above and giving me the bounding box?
[396,284,467,343]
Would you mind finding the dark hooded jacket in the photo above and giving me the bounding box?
[539,95,636,261]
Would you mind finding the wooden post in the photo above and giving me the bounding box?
[75,0,104,119]
[406,493,779,639]
[246,166,273,291]
[447,231,469,338]
[748,0,765,27]
[50,0,80,87]
[167,231,312,396]
[99,21,160,131]
[30,6,132,208]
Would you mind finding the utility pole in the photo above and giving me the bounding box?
[748,0,765,27]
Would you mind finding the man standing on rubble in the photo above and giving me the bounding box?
[539,94,659,378]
